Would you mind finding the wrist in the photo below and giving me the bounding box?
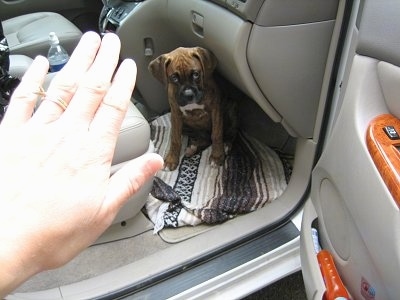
[0,231,41,298]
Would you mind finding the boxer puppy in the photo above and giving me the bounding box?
[148,47,237,171]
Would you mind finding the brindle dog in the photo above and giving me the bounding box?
[148,47,237,171]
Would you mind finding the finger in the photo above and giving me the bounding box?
[1,56,48,127]
[89,59,137,147]
[62,33,122,124]
[103,153,164,217]
[32,31,102,123]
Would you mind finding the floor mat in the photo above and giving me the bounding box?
[146,113,288,242]
[94,212,154,245]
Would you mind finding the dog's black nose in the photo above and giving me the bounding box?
[178,86,203,106]
[179,88,196,104]
[183,88,194,98]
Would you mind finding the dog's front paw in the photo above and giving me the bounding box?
[185,145,198,157]
[209,152,225,168]
[164,153,179,171]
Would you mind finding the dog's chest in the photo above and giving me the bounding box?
[180,103,211,128]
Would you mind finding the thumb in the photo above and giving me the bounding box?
[104,153,164,215]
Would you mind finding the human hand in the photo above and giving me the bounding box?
[0,32,163,297]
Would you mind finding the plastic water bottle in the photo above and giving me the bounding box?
[47,32,69,72]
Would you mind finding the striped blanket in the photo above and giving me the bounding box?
[145,113,288,233]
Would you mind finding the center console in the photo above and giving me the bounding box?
[99,0,144,34]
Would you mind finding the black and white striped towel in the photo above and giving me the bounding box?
[145,113,289,233]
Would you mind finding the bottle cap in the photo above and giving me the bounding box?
[49,32,59,44]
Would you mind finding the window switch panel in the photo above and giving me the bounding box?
[383,126,400,140]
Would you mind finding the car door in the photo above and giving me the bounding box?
[301,0,400,299]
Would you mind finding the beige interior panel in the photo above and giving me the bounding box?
[247,20,335,137]
[256,0,338,26]
[117,0,180,113]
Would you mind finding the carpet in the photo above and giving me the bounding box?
[145,113,289,240]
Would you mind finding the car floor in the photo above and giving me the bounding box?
[16,215,171,292]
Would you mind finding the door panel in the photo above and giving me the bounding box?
[301,0,400,299]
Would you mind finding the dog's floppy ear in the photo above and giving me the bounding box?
[148,54,171,86]
[192,47,217,78]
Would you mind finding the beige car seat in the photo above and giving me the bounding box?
[3,12,82,57]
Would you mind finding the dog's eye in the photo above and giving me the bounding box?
[169,74,179,84]
[192,71,200,81]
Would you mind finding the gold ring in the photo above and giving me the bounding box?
[46,96,68,111]
[34,87,68,111]
[34,86,46,98]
